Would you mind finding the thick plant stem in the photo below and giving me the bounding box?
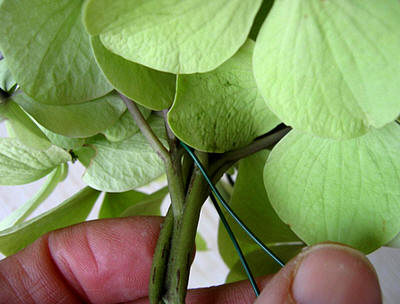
[164,153,210,304]
[163,110,186,217]
[149,110,187,303]
[149,207,174,304]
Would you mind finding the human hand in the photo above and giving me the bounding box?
[0,217,381,304]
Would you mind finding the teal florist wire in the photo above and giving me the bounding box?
[209,194,260,296]
[180,141,285,268]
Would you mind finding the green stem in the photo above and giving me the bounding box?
[148,110,187,303]
[162,110,185,217]
[212,127,290,173]
[121,94,169,162]
[149,207,174,304]
[164,152,210,304]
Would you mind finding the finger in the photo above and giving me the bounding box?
[131,276,273,304]
[255,243,382,304]
[133,243,381,304]
[0,217,163,304]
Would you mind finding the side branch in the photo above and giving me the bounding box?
[121,94,170,162]
[212,127,291,173]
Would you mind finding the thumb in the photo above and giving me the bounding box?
[255,243,382,304]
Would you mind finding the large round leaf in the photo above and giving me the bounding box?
[264,123,400,253]
[82,116,166,192]
[83,0,263,74]
[13,92,126,138]
[90,36,176,110]
[218,151,302,271]
[168,40,280,153]
[0,0,112,104]
[254,0,400,139]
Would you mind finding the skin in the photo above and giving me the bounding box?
[0,216,382,304]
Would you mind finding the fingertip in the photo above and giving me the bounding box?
[292,244,381,304]
[255,243,382,304]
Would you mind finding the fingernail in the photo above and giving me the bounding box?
[291,243,381,304]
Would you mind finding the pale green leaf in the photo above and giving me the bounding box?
[254,0,400,138]
[0,0,112,104]
[119,187,168,217]
[0,164,67,231]
[82,116,166,192]
[0,138,71,185]
[226,246,302,283]
[0,101,51,150]
[38,126,85,150]
[100,188,168,218]
[264,123,400,253]
[91,36,175,110]
[83,0,263,73]
[14,92,126,138]
[168,40,280,153]
[103,108,151,143]
[100,190,148,218]
[0,59,16,92]
[0,187,100,256]
[218,151,302,269]
[74,146,96,168]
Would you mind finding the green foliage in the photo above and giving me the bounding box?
[168,40,280,153]
[81,116,167,192]
[0,101,51,150]
[0,0,399,295]
[13,92,126,137]
[38,127,85,150]
[218,151,303,279]
[83,0,263,74]
[0,164,67,231]
[102,107,151,142]
[100,187,168,218]
[0,187,100,256]
[0,59,16,92]
[0,0,112,104]
[90,36,176,110]
[254,0,400,139]
[0,138,71,185]
[264,123,400,253]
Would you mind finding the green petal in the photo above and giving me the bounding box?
[83,0,262,73]
[168,40,280,153]
[0,138,71,185]
[254,0,400,138]
[14,92,126,138]
[0,0,112,104]
[82,116,166,192]
[91,36,176,110]
[264,123,400,253]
